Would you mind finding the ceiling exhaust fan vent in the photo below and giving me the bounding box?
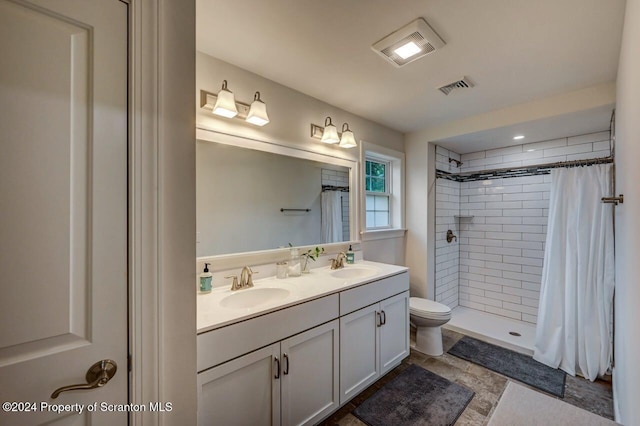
[372,18,445,67]
[438,77,474,95]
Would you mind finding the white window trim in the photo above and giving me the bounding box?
[360,141,406,240]
[365,158,391,230]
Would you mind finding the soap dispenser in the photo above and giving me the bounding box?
[199,262,212,293]
[346,245,355,264]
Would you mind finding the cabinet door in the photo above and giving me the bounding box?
[379,291,410,375]
[281,320,339,426]
[340,303,380,404]
[198,343,281,426]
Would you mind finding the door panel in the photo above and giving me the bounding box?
[339,304,379,404]
[197,344,280,426]
[379,291,410,374]
[0,0,128,424]
[281,320,339,426]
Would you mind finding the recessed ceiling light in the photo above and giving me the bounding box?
[527,149,535,152]
[513,135,525,140]
[394,41,422,59]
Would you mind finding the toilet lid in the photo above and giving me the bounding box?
[409,297,452,315]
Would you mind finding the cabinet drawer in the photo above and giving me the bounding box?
[339,272,409,315]
[198,294,339,372]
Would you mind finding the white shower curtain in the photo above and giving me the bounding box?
[533,164,615,381]
[321,190,343,243]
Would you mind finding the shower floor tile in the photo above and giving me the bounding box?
[444,306,536,355]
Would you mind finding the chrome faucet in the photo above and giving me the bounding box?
[225,266,258,291]
[330,252,347,270]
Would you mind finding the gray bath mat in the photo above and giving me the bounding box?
[352,364,474,426]
[448,336,566,397]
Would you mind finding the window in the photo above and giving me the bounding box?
[361,142,405,237]
[365,159,391,229]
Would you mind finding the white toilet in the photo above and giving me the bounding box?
[409,297,452,356]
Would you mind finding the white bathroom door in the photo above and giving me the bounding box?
[0,0,128,424]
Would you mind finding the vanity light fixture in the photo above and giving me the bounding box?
[338,123,357,148]
[320,117,340,144]
[200,85,270,126]
[212,80,238,118]
[246,91,270,126]
[310,118,358,148]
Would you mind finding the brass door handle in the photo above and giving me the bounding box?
[51,359,117,399]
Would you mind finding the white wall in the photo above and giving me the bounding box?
[196,141,326,256]
[196,52,405,264]
[613,0,640,423]
[404,138,434,298]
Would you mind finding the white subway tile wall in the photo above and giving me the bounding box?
[435,147,461,308]
[437,130,611,324]
[321,169,350,241]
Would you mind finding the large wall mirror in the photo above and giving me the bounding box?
[196,130,358,258]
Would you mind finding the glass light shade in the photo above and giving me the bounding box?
[320,117,340,144]
[246,97,269,126]
[339,123,357,148]
[212,82,238,118]
[339,129,357,148]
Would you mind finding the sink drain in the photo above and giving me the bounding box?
[509,331,521,337]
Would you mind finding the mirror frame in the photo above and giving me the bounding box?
[195,127,361,270]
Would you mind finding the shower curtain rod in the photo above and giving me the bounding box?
[437,156,614,182]
[322,185,349,192]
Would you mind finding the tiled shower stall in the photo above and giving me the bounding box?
[434,131,612,326]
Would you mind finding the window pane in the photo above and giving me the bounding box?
[366,195,375,210]
[365,161,371,175]
[374,195,389,210]
[370,177,385,192]
[374,211,390,227]
[365,177,371,191]
[366,211,375,227]
[371,162,385,177]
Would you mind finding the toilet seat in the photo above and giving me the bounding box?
[409,297,451,319]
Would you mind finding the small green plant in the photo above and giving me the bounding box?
[301,246,325,273]
[302,246,324,261]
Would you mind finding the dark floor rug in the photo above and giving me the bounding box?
[352,364,474,426]
[448,336,566,397]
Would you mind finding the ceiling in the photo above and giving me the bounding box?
[196,0,625,146]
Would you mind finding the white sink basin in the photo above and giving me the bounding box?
[220,288,290,309]
[330,267,379,280]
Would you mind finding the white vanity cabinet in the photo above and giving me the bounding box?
[339,273,410,404]
[198,320,339,426]
[197,295,339,426]
[197,267,410,425]
[197,343,280,426]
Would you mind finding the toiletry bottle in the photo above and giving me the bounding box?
[199,263,212,293]
[288,248,302,277]
[346,245,355,264]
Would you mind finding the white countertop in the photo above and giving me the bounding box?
[197,260,408,334]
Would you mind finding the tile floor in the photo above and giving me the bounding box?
[319,329,614,426]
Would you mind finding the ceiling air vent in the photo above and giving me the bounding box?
[438,77,474,95]
[372,18,445,67]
